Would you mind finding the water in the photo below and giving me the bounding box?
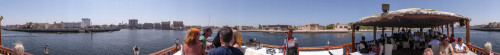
[1,28,499,55]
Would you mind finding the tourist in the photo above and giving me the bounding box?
[283,29,299,55]
[485,42,493,55]
[429,36,440,47]
[454,37,468,53]
[182,28,205,55]
[200,27,212,50]
[439,37,454,55]
[359,36,369,53]
[449,35,457,43]
[212,31,222,48]
[208,27,243,55]
[232,30,242,49]
[424,48,433,55]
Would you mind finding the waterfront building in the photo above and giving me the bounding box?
[25,22,50,29]
[81,18,91,28]
[153,23,161,29]
[237,26,256,30]
[109,24,117,29]
[297,24,324,30]
[488,22,500,28]
[161,21,171,30]
[334,23,351,30]
[117,23,127,29]
[137,23,143,29]
[143,23,154,29]
[262,24,295,31]
[129,19,138,29]
[61,22,82,28]
[172,21,184,29]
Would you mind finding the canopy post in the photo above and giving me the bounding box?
[351,26,356,53]
[382,27,385,37]
[391,27,394,34]
[451,23,454,36]
[466,20,470,44]
[446,24,450,37]
[373,26,377,40]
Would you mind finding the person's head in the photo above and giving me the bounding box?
[184,28,200,44]
[286,29,293,38]
[451,34,455,38]
[202,27,213,37]
[219,27,234,45]
[458,37,464,44]
[442,37,450,45]
[485,42,492,53]
[424,48,433,55]
[361,36,366,41]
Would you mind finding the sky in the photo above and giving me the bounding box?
[0,0,499,27]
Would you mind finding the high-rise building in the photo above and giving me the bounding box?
[161,21,171,30]
[143,23,154,29]
[129,19,138,29]
[81,18,91,28]
[173,21,184,29]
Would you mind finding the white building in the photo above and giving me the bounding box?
[334,23,351,30]
[81,18,91,28]
[297,24,324,30]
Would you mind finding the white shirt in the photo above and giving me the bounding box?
[455,43,466,51]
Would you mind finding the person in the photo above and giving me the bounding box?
[485,42,493,55]
[212,31,222,48]
[283,29,299,55]
[439,37,454,55]
[424,48,433,55]
[232,30,242,49]
[429,36,441,46]
[200,27,212,49]
[182,28,205,55]
[454,37,468,53]
[208,27,243,55]
[359,36,370,53]
[449,35,457,43]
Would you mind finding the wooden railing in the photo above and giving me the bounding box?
[0,46,31,55]
[150,45,181,55]
[467,44,500,55]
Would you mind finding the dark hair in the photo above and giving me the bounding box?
[361,36,366,40]
[458,37,463,42]
[219,27,233,43]
[202,27,212,35]
[287,29,293,33]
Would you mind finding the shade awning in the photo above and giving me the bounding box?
[354,8,470,28]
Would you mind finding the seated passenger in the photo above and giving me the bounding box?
[454,37,468,53]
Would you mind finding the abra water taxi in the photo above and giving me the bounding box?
[150,4,498,55]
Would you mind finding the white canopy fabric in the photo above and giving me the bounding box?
[355,8,470,27]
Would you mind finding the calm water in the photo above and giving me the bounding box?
[1,28,499,55]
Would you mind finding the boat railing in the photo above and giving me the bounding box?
[242,42,356,55]
[150,45,181,55]
[0,46,31,55]
[467,44,500,55]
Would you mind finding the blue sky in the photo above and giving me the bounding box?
[0,0,499,26]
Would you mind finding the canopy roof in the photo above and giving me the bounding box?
[354,8,470,28]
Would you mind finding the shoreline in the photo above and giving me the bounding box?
[239,30,393,33]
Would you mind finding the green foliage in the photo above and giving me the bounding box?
[258,24,262,29]
[326,24,335,29]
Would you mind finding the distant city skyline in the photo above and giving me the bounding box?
[1,0,500,27]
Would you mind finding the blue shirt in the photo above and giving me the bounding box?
[208,46,243,55]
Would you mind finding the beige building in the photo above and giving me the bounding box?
[488,22,500,28]
[172,21,184,29]
[25,22,50,29]
[262,25,295,31]
[334,23,351,30]
[143,23,154,29]
[298,24,324,30]
[237,26,256,30]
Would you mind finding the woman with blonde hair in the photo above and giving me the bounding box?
[182,28,205,55]
[423,48,433,55]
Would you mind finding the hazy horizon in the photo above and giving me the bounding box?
[1,0,500,27]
